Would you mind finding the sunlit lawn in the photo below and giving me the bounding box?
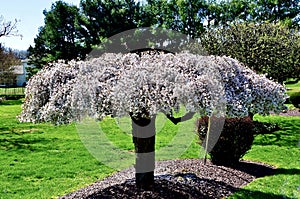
[229,115,300,199]
[0,100,299,198]
[0,100,200,198]
[286,80,300,96]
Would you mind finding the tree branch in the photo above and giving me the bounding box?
[0,17,22,38]
[165,111,195,125]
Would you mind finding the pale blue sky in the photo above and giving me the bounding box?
[0,0,81,50]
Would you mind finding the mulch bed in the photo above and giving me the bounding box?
[60,159,276,199]
[277,109,300,116]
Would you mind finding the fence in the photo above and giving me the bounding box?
[0,87,25,99]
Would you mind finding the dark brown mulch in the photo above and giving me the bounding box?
[60,159,276,199]
[277,109,300,116]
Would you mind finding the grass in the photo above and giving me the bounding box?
[229,115,300,199]
[0,102,114,198]
[0,101,201,199]
[286,80,300,96]
[0,100,299,198]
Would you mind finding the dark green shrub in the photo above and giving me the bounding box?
[289,92,300,108]
[197,116,254,166]
[253,121,281,135]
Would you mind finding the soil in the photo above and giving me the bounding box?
[60,159,276,199]
[277,109,300,116]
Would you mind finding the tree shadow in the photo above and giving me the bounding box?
[274,168,300,176]
[253,118,300,147]
[225,161,300,177]
[0,136,55,151]
[228,161,276,178]
[85,173,293,199]
[231,189,295,199]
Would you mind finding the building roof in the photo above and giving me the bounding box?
[11,65,24,75]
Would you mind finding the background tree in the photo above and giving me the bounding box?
[201,21,300,83]
[252,0,300,27]
[28,1,88,69]
[0,16,22,86]
[80,0,141,46]
[28,0,300,73]
[0,45,21,86]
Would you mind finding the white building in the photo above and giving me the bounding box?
[11,59,34,87]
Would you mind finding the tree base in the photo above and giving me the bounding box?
[136,171,154,190]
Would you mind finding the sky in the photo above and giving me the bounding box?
[0,0,81,50]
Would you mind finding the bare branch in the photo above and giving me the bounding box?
[0,16,22,38]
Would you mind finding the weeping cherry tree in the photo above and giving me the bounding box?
[19,52,287,190]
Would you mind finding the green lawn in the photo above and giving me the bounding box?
[0,101,200,198]
[0,101,299,198]
[286,80,300,95]
[229,115,300,199]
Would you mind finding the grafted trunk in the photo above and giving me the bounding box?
[131,116,156,190]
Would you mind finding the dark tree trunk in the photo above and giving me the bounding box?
[131,116,156,190]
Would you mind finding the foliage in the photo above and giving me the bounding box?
[197,116,255,166]
[27,1,88,69]
[201,21,300,83]
[0,44,21,86]
[28,0,144,69]
[288,92,300,108]
[19,52,287,124]
[251,0,300,27]
[80,0,141,45]
[28,0,300,69]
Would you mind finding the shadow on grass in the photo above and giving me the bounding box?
[0,99,23,105]
[232,189,295,199]
[275,168,300,176]
[253,119,300,147]
[81,174,293,199]
[229,161,276,178]
[0,136,56,151]
[230,161,300,177]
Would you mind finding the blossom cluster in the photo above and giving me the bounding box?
[19,52,288,124]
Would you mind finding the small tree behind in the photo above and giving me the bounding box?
[0,45,20,86]
[201,22,300,83]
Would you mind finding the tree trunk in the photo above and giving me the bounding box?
[131,116,156,190]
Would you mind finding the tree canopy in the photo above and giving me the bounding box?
[20,52,287,123]
[201,21,300,82]
[28,0,300,70]
[28,1,88,69]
